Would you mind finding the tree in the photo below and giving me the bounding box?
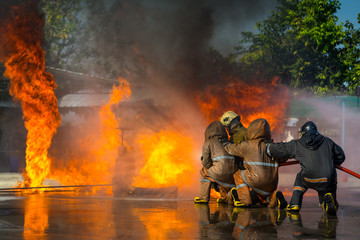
[232,0,358,95]
[41,0,81,68]
[339,15,360,93]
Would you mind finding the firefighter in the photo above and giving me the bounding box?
[220,111,246,143]
[220,111,247,171]
[194,121,240,205]
[265,121,345,216]
[223,118,287,208]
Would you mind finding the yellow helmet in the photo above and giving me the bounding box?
[220,111,240,127]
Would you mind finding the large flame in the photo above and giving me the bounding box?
[0,1,61,188]
[196,76,289,134]
[133,130,196,188]
[50,78,131,189]
[131,77,289,190]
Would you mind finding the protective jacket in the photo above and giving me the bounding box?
[224,118,281,195]
[202,121,238,186]
[229,122,247,143]
[267,132,345,187]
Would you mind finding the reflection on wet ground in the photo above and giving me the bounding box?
[0,190,359,239]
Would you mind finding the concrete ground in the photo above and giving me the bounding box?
[0,172,359,239]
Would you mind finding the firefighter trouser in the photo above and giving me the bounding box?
[199,167,232,203]
[234,170,277,207]
[289,172,337,207]
[254,190,277,208]
[233,170,252,205]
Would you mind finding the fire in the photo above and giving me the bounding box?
[196,76,289,133]
[133,130,196,188]
[0,1,61,188]
[50,78,131,189]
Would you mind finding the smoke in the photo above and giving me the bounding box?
[55,0,284,198]
[300,97,360,172]
[0,0,42,60]
[278,96,360,181]
[75,0,277,93]
[0,0,284,197]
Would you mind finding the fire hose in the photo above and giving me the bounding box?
[280,160,360,179]
[0,184,113,192]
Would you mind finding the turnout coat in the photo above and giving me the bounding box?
[224,118,282,195]
[268,132,345,189]
[202,121,238,186]
[229,122,247,143]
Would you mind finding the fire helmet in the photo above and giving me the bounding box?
[220,111,240,127]
[299,121,318,135]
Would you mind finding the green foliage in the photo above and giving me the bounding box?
[232,0,360,95]
[339,18,360,90]
[41,0,81,68]
[290,0,344,52]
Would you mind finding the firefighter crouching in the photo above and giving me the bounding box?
[266,121,345,215]
[194,121,239,204]
[223,118,287,208]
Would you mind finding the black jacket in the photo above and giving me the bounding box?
[268,132,345,181]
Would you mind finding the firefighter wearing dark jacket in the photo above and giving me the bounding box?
[194,121,239,204]
[266,121,345,216]
[223,118,287,208]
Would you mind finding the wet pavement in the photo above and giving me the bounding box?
[0,188,359,240]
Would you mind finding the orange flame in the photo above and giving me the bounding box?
[50,78,131,190]
[133,130,196,188]
[196,76,289,133]
[0,2,61,188]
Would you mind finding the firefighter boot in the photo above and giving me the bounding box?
[276,191,288,209]
[231,188,250,207]
[286,204,301,212]
[323,193,338,216]
[194,197,209,204]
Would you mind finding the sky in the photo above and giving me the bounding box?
[337,0,360,26]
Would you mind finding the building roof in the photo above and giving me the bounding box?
[59,93,110,107]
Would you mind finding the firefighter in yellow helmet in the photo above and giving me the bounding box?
[221,111,247,171]
[220,111,247,144]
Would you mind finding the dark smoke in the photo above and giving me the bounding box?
[0,0,43,61]
[75,0,277,93]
